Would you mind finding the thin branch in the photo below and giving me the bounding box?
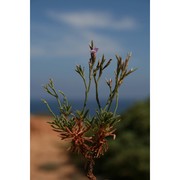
[41,99,56,118]
[93,75,101,110]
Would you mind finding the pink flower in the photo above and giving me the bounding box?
[90,47,99,54]
[90,47,99,62]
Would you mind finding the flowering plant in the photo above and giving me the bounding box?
[42,41,136,180]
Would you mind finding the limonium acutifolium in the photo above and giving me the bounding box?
[42,40,137,180]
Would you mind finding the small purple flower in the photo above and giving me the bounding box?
[90,47,99,54]
[90,47,99,63]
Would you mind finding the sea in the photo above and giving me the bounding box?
[31,98,138,116]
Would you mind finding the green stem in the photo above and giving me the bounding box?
[42,99,56,118]
[56,97,62,111]
[114,91,119,115]
[107,94,114,111]
[94,76,101,110]
[105,85,116,111]
[82,76,88,113]
[113,80,123,114]
[82,65,93,113]
[88,66,92,91]
[50,86,62,112]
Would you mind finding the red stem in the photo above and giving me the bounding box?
[86,159,96,180]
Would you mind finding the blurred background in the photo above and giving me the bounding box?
[30,0,149,179]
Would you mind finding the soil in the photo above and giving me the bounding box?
[30,115,88,180]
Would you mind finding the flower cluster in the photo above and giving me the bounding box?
[42,40,136,180]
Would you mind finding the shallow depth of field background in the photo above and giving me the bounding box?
[30,0,150,179]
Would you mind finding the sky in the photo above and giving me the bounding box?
[31,0,150,101]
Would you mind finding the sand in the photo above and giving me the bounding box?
[30,115,88,180]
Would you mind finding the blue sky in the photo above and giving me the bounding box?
[31,0,149,101]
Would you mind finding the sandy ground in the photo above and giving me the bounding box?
[30,115,88,180]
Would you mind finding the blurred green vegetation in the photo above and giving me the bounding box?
[71,98,150,180]
[95,98,150,180]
